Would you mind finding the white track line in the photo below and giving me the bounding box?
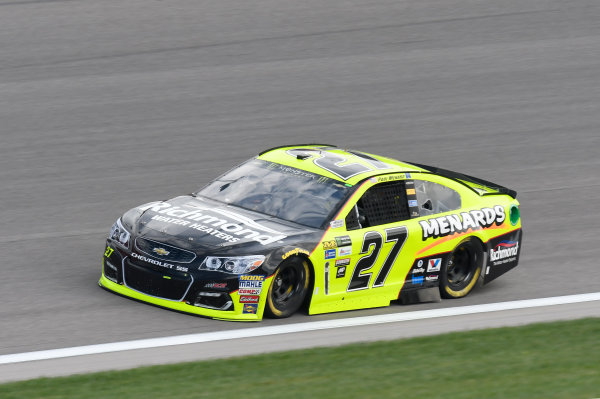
[1,292,599,365]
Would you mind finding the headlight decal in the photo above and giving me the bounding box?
[199,255,265,274]
[109,218,131,248]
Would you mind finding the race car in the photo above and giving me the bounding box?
[100,144,522,321]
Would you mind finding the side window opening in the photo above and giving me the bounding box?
[414,180,461,216]
[345,181,409,230]
[345,204,362,230]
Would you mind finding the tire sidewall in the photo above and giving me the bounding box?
[440,239,483,299]
[265,257,310,318]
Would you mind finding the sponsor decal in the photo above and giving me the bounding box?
[413,259,424,273]
[426,275,439,282]
[411,211,419,217]
[131,253,188,272]
[239,295,260,304]
[238,288,261,295]
[338,246,352,256]
[239,275,265,281]
[406,188,416,195]
[420,206,506,240]
[335,258,350,267]
[336,266,346,278]
[325,249,336,259]
[137,201,286,245]
[330,220,344,229]
[322,240,337,250]
[238,282,263,288]
[427,258,441,273]
[239,275,265,290]
[204,282,227,289]
[412,275,424,285]
[242,304,258,314]
[408,200,418,207]
[490,241,519,262]
[282,248,310,259]
[335,235,352,247]
[369,177,378,183]
[152,247,170,256]
[277,163,321,179]
[405,173,411,178]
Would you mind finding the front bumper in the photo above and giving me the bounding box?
[100,242,272,321]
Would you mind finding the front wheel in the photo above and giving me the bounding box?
[440,239,483,299]
[265,257,310,318]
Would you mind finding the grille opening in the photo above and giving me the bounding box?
[192,292,233,310]
[124,260,192,301]
[104,260,119,282]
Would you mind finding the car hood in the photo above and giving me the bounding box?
[130,195,318,254]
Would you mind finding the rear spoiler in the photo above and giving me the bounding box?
[407,162,517,199]
[258,144,335,156]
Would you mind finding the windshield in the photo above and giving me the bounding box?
[196,159,352,228]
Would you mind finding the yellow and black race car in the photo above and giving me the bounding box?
[100,144,522,321]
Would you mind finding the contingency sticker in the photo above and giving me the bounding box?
[338,246,352,256]
[330,220,344,229]
[322,240,337,250]
[239,276,264,304]
[238,288,261,295]
[242,304,258,314]
[239,295,260,304]
[335,235,352,247]
[427,258,441,272]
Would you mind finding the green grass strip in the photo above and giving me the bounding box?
[1,318,599,399]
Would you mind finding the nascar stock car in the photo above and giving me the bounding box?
[100,144,522,321]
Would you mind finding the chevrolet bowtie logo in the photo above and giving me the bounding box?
[153,247,170,256]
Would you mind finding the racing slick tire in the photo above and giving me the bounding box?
[265,257,310,318]
[440,239,484,299]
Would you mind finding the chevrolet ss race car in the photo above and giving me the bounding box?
[100,144,522,321]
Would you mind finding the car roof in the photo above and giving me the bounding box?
[257,144,427,186]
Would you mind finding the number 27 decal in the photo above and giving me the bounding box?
[287,148,390,180]
[347,226,408,291]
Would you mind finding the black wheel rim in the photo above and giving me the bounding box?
[447,246,474,289]
[272,266,303,306]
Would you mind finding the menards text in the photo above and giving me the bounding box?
[420,206,506,240]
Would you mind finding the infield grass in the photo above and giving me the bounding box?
[1,318,598,399]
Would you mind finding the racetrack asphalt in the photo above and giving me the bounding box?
[1,0,599,379]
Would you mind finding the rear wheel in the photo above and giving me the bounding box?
[440,239,483,299]
[265,257,310,318]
